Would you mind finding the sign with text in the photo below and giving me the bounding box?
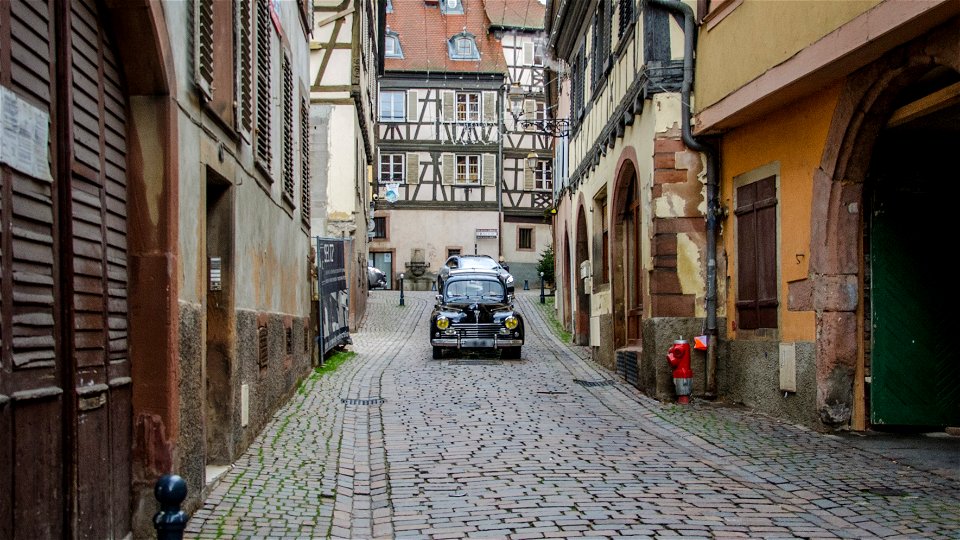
[315,237,350,356]
[475,228,498,239]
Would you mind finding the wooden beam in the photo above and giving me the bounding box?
[887,81,960,128]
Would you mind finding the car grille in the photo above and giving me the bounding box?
[452,323,501,339]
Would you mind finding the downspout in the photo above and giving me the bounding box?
[648,0,719,397]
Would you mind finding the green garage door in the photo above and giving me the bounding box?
[870,152,960,427]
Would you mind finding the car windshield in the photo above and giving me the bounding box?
[444,279,504,302]
[455,257,499,270]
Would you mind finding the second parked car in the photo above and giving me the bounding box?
[437,254,514,293]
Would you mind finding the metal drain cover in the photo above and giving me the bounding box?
[447,360,503,366]
[574,379,616,387]
[341,398,385,405]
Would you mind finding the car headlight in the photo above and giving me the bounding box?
[436,317,450,330]
[505,275,514,284]
[504,316,518,330]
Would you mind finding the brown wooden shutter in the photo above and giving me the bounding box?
[237,0,254,136]
[735,176,778,330]
[195,0,214,99]
[282,52,295,201]
[301,92,311,224]
[255,0,272,173]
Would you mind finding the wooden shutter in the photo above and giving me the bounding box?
[523,99,535,130]
[255,0,272,173]
[237,0,253,136]
[441,91,454,122]
[406,153,419,184]
[282,52,295,200]
[441,153,454,185]
[524,159,535,190]
[195,0,214,99]
[482,154,497,186]
[735,176,778,330]
[482,91,497,123]
[522,41,534,65]
[300,93,311,224]
[406,90,418,122]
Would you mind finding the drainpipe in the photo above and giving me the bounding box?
[648,0,719,397]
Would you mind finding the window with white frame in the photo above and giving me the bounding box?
[535,160,552,191]
[448,32,479,60]
[456,155,480,183]
[379,91,405,121]
[456,92,480,123]
[379,153,404,183]
[384,31,403,58]
[440,0,464,14]
[535,101,547,127]
[533,42,544,66]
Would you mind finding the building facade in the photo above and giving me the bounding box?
[372,0,552,290]
[309,0,384,329]
[692,0,960,430]
[547,0,710,396]
[0,0,314,536]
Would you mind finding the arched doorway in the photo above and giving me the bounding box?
[562,227,572,330]
[574,207,590,345]
[810,20,960,428]
[612,159,641,348]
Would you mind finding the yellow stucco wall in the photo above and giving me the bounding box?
[720,82,843,342]
[696,0,880,108]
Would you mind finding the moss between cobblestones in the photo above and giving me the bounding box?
[534,297,571,343]
[297,350,356,395]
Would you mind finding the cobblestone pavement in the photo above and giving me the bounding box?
[185,291,960,539]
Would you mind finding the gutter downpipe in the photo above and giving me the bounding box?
[649,0,719,397]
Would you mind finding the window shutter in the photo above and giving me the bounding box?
[255,0,272,173]
[301,93,311,224]
[735,176,779,330]
[522,42,534,66]
[406,153,419,184]
[282,52,295,200]
[441,153,454,185]
[523,99,535,130]
[524,160,535,190]
[482,92,497,123]
[482,154,496,186]
[195,0,214,99]
[441,91,454,122]
[406,90,418,122]
[237,0,253,136]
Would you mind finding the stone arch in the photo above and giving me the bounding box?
[101,1,181,533]
[574,198,591,346]
[808,19,959,426]
[610,146,641,348]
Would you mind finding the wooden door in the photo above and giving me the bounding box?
[0,0,131,536]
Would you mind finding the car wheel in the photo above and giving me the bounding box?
[432,346,444,359]
[502,347,521,360]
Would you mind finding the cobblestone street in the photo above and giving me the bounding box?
[185,291,960,539]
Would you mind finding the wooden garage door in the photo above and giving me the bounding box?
[0,0,131,537]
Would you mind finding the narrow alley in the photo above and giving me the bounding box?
[184,291,960,539]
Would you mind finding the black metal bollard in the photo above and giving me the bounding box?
[539,272,545,304]
[523,279,529,290]
[154,474,188,540]
[399,273,405,306]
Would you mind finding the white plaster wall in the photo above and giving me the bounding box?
[325,105,360,220]
[378,210,501,279]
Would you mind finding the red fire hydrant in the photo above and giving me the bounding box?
[667,339,692,404]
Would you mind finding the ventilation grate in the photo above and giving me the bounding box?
[447,360,503,366]
[861,486,909,497]
[341,398,385,405]
[574,379,616,388]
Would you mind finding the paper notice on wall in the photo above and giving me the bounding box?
[0,85,53,182]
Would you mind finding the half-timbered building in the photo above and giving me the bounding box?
[373,0,551,290]
[547,0,711,397]
[309,0,384,327]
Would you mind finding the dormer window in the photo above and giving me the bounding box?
[385,31,403,58]
[448,32,479,60]
[386,0,393,12]
[440,0,464,14]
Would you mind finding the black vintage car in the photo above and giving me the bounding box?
[429,270,524,359]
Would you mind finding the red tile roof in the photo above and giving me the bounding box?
[385,0,507,74]
[484,0,545,30]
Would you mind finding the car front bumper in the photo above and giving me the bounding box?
[431,337,523,349]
